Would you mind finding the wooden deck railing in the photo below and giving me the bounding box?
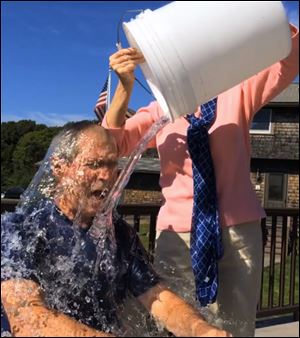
[1,199,299,320]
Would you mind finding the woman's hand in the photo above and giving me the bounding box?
[109,48,145,89]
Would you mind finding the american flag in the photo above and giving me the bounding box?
[94,75,109,122]
[125,108,136,119]
[94,75,136,122]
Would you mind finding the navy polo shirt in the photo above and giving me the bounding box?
[1,199,160,333]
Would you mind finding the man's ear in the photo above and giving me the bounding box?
[51,156,69,181]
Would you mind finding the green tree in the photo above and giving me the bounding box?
[1,120,47,191]
[10,128,60,188]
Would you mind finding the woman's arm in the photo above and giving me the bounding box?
[106,48,145,128]
[242,24,299,122]
[1,279,114,337]
[103,48,158,156]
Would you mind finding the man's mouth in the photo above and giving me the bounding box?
[90,188,109,200]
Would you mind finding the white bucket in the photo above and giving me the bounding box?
[123,1,291,121]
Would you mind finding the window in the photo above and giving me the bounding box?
[265,173,287,208]
[268,174,285,201]
[250,108,272,134]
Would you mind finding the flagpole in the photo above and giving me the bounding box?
[107,66,112,110]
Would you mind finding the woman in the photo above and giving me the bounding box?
[102,24,299,337]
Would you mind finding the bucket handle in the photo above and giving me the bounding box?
[115,9,155,99]
[116,10,145,50]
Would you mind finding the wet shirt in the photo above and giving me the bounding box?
[1,200,160,333]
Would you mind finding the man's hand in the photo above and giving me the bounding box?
[109,48,145,89]
[138,283,232,337]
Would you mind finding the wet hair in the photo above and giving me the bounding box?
[20,120,99,205]
[52,120,98,164]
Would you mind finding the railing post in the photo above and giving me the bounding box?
[279,216,287,308]
[268,215,277,308]
[148,213,157,263]
[133,214,140,232]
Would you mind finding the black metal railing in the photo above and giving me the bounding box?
[256,209,299,320]
[118,204,160,261]
[1,199,299,320]
[119,206,299,320]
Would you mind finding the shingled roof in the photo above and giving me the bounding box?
[118,157,160,174]
[270,83,299,103]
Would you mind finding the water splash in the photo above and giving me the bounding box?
[2,117,174,336]
[100,115,170,215]
[87,115,170,284]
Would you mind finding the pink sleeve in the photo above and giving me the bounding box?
[242,24,299,122]
[102,101,161,157]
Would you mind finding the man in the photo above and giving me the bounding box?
[1,121,230,337]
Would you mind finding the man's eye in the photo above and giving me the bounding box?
[86,162,99,169]
[108,161,118,169]
[85,160,117,169]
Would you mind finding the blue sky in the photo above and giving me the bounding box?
[1,1,299,126]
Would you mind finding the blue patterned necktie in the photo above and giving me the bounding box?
[186,97,224,306]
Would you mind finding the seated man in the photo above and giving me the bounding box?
[1,121,231,337]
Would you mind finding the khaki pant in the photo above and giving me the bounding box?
[154,221,263,337]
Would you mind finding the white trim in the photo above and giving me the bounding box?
[250,108,273,134]
[249,128,272,135]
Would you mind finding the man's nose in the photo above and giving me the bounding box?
[95,167,115,181]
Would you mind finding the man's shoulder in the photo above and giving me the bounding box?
[113,215,153,265]
[1,210,25,232]
[113,216,161,297]
[114,216,137,247]
[1,199,55,233]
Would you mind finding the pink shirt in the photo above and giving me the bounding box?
[103,25,299,232]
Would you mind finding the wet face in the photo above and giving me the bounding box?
[54,126,118,227]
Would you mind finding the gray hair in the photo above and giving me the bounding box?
[52,120,98,163]
[20,120,98,206]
